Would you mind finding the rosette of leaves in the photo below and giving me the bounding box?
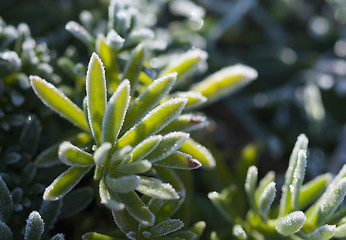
[209,134,346,240]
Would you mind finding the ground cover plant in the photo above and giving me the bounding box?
[0,0,345,239]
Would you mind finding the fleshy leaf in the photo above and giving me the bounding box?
[299,174,330,209]
[43,166,91,201]
[65,21,94,52]
[121,73,177,133]
[191,64,258,104]
[153,151,201,170]
[276,211,306,236]
[30,76,89,131]
[0,221,12,240]
[257,182,276,222]
[304,225,336,240]
[254,171,275,207]
[245,166,258,210]
[178,138,215,168]
[121,43,146,95]
[130,135,162,162]
[335,223,346,238]
[117,160,152,175]
[116,98,187,149]
[24,211,44,240]
[102,80,130,144]
[50,233,65,240]
[160,113,208,134]
[82,232,115,240]
[116,191,155,226]
[86,53,107,145]
[106,175,141,193]
[146,132,189,163]
[94,142,112,166]
[0,176,13,222]
[59,141,94,166]
[99,179,124,211]
[136,176,179,199]
[167,91,207,110]
[190,221,206,239]
[147,219,184,237]
[232,224,247,240]
[160,49,208,86]
[290,150,307,211]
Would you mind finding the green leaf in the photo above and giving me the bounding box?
[94,142,112,166]
[121,73,177,133]
[254,171,275,207]
[279,134,309,217]
[191,64,258,104]
[24,211,44,240]
[121,43,147,95]
[0,221,12,240]
[86,53,107,145]
[232,224,247,240]
[210,231,220,240]
[60,187,94,219]
[160,49,208,86]
[189,221,206,240]
[106,29,125,50]
[299,175,330,210]
[167,91,207,110]
[65,21,94,52]
[166,230,197,240]
[257,182,276,222]
[99,179,124,211]
[43,166,91,201]
[116,98,187,149]
[136,176,179,199]
[160,114,208,135]
[148,219,184,237]
[245,166,258,210]
[116,191,155,226]
[154,151,201,170]
[276,211,306,236]
[291,150,307,211]
[130,135,162,162]
[82,232,116,240]
[30,76,89,131]
[0,176,13,222]
[178,138,215,168]
[146,132,189,163]
[335,223,346,238]
[304,225,336,240]
[59,141,94,166]
[117,160,152,175]
[208,189,238,224]
[102,80,130,144]
[106,175,141,193]
[112,207,139,234]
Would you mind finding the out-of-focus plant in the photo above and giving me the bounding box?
[209,134,346,239]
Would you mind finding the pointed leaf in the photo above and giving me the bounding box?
[191,64,258,104]
[0,176,13,222]
[190,221,206,240]
[24,211,44,240]
[102,80,130,144]
[112,207,139,234]
[117,160,152,175]
[276,211,306,236]
[167,91,207,110]
[106,175,141,193]
[116,191,155,226]
[82,232,115,240]
[130,135,162,162]
[116,98,187,149]
[136,176,179,199]
[146,132,189,163]
[121,43,146,95]
[30,76,88,131]
[178,138,215,168]
[122,73,177,133]
[59,141,94,166]
[160,49,208,86]
[86,53,107,145]
[160,114,208,135]
[43,166,91,201]
[148,219,184,237]
[154,151,201,170]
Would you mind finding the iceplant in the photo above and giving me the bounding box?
[209,134,346,240]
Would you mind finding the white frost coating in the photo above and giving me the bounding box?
[335,223,346,238]
[148,219,184,237]
[94,142,112,166]
[176,113,209,132]
[86,52,107,145]
[306,225,336,240]
[106,29,125,50]
[130,135,163,162]
[106,175,141,193]
[319,177,346,224]
[24,211,44,240]
[129,28,155,42]
[276,211,306,236]
[29,76,87,130]
[136,177,179,200]
[148,131,190,163]
[232,224,247,240]
[245,166,258,202]
[58,141,94,166]
[258,182,276,221]
[290,150,307,210]
[65,21,93,47]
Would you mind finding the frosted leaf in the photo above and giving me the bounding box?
[147,219,184,237]
[0,176,13,222]
[245,166,258,210]
[136,176,179,199]
[257,182,276,222]
[99,179,124,211]
[0,221,12,240]
[59,141,94,166]
[168,91,207,110]
[232,224,247,240]
[117,159,152,175]
[94,142,112,166]
[50,233,65,240]
[305,224,336,240]
[290,150,307,210]
[82,232,115,240]
[106,29,125,50]
[24,211,44,240]
[160,113,208,134]
[129,28,155,43]
[154,151,201,170]
[335,223,346,238]
[106,175,141,193]
[65,21,94,51]
[130,135,162,162]
[276,211,306,236]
